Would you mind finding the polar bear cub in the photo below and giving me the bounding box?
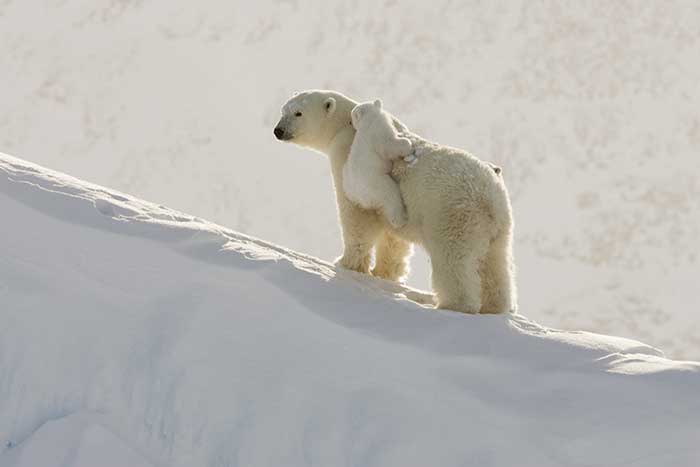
[342,99,413,228]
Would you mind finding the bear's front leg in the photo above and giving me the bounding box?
[372,230,413,282]
[334,199,382,274]
[335,244,373,273]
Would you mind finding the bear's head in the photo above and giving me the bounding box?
[350,99,383,130]
[274,90,356,151]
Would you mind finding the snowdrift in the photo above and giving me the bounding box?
[0,153,699,467]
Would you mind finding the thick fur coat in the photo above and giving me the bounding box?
[274,90,516,314]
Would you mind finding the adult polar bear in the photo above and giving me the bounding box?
[274,90,516,314]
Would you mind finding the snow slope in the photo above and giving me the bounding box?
[2,1,699,359]
[1,153,699,467]
[1,412,154,467]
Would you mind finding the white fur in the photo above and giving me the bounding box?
[343,99,412,229]
[275,90,517,314]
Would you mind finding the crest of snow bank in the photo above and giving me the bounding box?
[1,152,699,467]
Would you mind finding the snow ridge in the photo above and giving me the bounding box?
[1,153,699,467]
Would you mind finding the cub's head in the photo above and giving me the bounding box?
[274,90,354,151]
[350,99,383,130]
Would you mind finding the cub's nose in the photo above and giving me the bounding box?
[273,127,285,140]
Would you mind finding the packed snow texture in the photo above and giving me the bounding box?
[1,153,699,467]
[1,1,699,359]
[2,412,154,467]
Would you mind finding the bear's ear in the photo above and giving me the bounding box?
[373,99,382,109]
[324,97,336,115]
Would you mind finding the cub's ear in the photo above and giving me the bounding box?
[324,97,336,115]
[350,106,362,127]
[373,99,382,109]
[395,137,412,157]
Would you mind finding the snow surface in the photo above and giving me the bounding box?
[1,153,699,466]
[2,1,699,359]
[1,412,154,467]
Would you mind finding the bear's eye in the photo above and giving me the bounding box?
[295,112,302,117]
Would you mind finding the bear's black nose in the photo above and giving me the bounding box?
[274,127,285,140]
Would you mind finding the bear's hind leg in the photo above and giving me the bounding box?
[479,229,517,314]
[427,233,489,314]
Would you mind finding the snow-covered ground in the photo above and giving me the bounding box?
[1,1,699,359]
[1,153,699,466]
[2,412,154,467]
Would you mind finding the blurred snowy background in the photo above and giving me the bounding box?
[1,0,698,359]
